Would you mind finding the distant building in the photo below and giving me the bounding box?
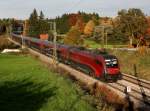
[40,34,49,40]
[12,21,24,35]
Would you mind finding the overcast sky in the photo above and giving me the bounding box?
[0,0,149,19]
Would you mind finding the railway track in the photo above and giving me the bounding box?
[108,73,150,108]
[8,37,150,109]
[122,73,150,90]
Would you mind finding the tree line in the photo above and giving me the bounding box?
[27,9,50,37]
[54,11,99,34]
[112,8,148,45]
[1,8,150,46]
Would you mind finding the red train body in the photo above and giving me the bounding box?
[12,34,122,81]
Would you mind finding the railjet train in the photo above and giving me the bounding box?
[12,33,122,82]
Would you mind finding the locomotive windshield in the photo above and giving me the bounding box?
[105,58,118,68]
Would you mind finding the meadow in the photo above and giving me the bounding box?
[0,54,96,111]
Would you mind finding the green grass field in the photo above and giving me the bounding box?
[84,39,127,49]
[0,54,96,111]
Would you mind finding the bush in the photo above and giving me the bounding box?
[0,37,20,51]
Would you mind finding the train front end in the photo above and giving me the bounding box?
[103,55,122,81]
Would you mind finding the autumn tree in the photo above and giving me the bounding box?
[63,26,83,46]
[75,18,85,33]
[55,12,99,34]
[78,11,99,23]
[68,14,80,27]
[114,8,148,45]
[84,20,95,36]
[143,17,150,46]
[0,18,13,34]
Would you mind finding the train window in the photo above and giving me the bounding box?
[105,59,118,68]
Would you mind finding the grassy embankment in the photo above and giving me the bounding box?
[109,50,150,81]
[0,53,117,111]
[0,54,98,111]
[0,36,19,51]
[84,39,127,49]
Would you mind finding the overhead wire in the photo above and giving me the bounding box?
[63,0,83,14]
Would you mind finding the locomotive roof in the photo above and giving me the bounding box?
[75,47,117,59]
[70,46,110,57]
[33,40,115,59]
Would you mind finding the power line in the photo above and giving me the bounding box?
[64,0,83,13]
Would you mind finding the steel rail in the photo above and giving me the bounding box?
[122,73,150,89]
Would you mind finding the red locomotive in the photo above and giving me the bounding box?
[12,34,122,81]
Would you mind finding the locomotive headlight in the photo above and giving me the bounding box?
[106,62,110,65]
[113,61,117,64]
[105,59,111,62]
[105,59,117,65]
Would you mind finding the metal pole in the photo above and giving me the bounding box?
[21,34,24,49]
[105,32,108,49]
[53,21,57,67]
[48,21,58,67]
[101,26,105,49]
[9,24,12,38]
[134,64,137,77]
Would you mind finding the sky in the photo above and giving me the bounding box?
[0,0,149,19]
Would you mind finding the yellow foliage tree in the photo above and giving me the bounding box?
[75,19,85,33]
[84,20,95,36]
[63,26,83,46]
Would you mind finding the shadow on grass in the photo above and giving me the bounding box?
[0,78,57,111]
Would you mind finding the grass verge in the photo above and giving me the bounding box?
[109,50,150,81]
[0,54,97,111]
[0,36,20,51]
[84,39,127,49]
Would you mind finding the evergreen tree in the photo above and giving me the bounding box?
[28,9,39,37]
[29,9,38,23]
[28,9,50,37]
[55,14,70,34]
[40,11,44,20]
